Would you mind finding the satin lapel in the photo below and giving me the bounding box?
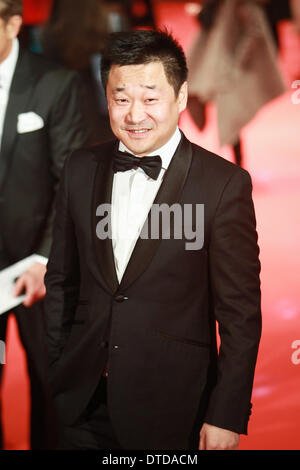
[92,141,119,294]
[0,49,35,192]
[119,134,193,291]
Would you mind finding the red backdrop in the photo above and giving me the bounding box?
[23,0,53,24]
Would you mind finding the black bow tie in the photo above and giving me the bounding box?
[113,149,162,180]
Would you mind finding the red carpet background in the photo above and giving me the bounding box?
[2,1,300,450]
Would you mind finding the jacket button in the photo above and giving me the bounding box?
[114,294,128,302]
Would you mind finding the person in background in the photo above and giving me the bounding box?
[0,0,89,449]
[187,0,285,167]
[42,0,115,144]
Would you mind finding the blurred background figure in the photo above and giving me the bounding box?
[42,0,114,144]
[41,0,156,145]
[187,0,286,167]
[0,0,89,449]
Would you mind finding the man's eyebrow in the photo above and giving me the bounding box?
[112,84,157,93]
[112,87,126,93]
[143,84,156,90]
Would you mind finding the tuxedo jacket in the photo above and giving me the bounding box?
[44,134,262,450]
[0,47,88,267]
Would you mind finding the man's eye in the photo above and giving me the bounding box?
[116,98,128,104]
[145,98,157,103]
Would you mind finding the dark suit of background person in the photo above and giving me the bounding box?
[0,37,89,448]
[44,127,262,449]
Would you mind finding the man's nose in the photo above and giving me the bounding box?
[126,101,146,124]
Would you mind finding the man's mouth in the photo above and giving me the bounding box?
[126,128,151,135]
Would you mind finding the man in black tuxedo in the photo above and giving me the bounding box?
[45,30,262,450]
[0,0,88,449]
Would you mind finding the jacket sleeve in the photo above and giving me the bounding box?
[44,154,80,369]
[35,71,90,258]
[205,168,262,434]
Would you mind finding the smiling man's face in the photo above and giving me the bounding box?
[106,61,187,157]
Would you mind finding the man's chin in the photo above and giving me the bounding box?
[118,129,155,155]
[122,141,154,157]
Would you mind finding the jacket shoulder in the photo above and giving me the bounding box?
[190,140,252,184]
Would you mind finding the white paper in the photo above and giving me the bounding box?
[0,254,48,315]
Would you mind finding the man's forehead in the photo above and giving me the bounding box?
[109,61,165,78]
[107,62,168,89]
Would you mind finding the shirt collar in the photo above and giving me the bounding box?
[118,126,182,172]
[0,38,19,91]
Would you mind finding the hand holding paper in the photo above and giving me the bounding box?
[13,262,47,307]
[0,255,48,315]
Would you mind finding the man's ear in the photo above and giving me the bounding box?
[6,15,22,39]
[177,81,188,113]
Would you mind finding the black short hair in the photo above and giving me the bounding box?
[101,29,188,97]
[0,0,23,21]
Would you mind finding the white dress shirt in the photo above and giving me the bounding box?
[111,127,182,282]
[0,38,19,150]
